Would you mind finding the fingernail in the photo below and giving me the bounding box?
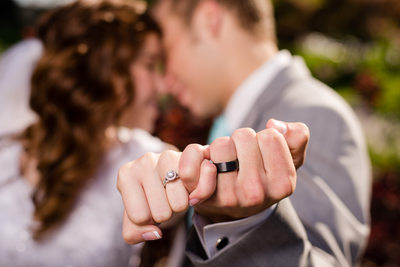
[142,231,162,241]
[189,198,200,206]
[271,119,287,135]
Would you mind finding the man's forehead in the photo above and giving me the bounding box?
[151,0,186,35]
[151,0,173,19]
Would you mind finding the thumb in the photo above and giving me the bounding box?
[266,119,310,169]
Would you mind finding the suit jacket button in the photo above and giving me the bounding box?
[216,237,229,250]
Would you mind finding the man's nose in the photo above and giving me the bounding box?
[162,73,181,95]
[153,73,168,94]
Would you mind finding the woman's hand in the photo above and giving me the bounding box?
[117,119,309,244]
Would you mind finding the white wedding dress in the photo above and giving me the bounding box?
[0,128,166,267]
[0,38,41,136]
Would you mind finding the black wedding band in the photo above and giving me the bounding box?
[213,159,239,173]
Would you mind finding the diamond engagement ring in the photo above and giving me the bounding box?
[163,170,179,187]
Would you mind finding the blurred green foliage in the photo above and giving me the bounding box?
[370,144,400,174]
[295,38,400,118]
[271,1,400,264]
[297,42,400,183]
[272,0,400,180]
[364,42,400,118]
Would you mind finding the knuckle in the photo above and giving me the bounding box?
[218,194,238,208]
[288,164,297,178]
[204,159,218,174]
[153,209,173,224]
[238,173,265,207]
[184,143,203,154]
[194,189,209,200]
[287,169,297,194]
[195,185,214,201]
[142,152,155,161]
[231,128,256,143]
[117,162,134,191]
[269,171,296,201]
[281,182,293,199]
[159,150,178,162]
[179,164,195,182]
[280,180,295,198]
[122,229,135,244]
[290,123,309,169]
[171,199,188,213]
[210,136,232,149]
[297,122,310,143]
[299,122,310,136]
[257,128,283,144]
[118,162,131,177]
[180,144,203,180]
[242,190,265,207]
[209,137,237,161]
[137,152,157,168]
[269,127,284,139]
[116,176,122,193]
[131,213,151,225]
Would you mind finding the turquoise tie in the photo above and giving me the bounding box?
[207,115,230,144]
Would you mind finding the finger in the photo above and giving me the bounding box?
[179,144,209,192]
[266,119,310,169]
[284,121,309,168]
[208,136,238,207]
[117,158,153,225]
[140,152,173,224]
[157,150,189,213]
[188,159,217,206]
[257,128,297,201]
[231,128,266,207]
[122,211,162,244]
[266,118,288,135]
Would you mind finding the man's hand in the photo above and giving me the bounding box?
[117,119,309,244]
[181,119,309,222]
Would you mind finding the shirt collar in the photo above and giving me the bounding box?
[224,50,292,132]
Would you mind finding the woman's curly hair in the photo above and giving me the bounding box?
[22,0,160,239]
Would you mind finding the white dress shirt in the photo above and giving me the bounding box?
[194,50,292,258]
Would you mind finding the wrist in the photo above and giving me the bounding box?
[194,204,272,224]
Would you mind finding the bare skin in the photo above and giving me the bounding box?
[118,119,309,243]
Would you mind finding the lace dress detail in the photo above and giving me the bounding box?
[0,129,165,267]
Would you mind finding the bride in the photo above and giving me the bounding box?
[0,1,170,266]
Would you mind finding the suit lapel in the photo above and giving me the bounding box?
[239,57,311,130]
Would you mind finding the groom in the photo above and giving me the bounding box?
[118,0,371,266]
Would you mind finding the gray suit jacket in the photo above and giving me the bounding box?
[185,56,371,266]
